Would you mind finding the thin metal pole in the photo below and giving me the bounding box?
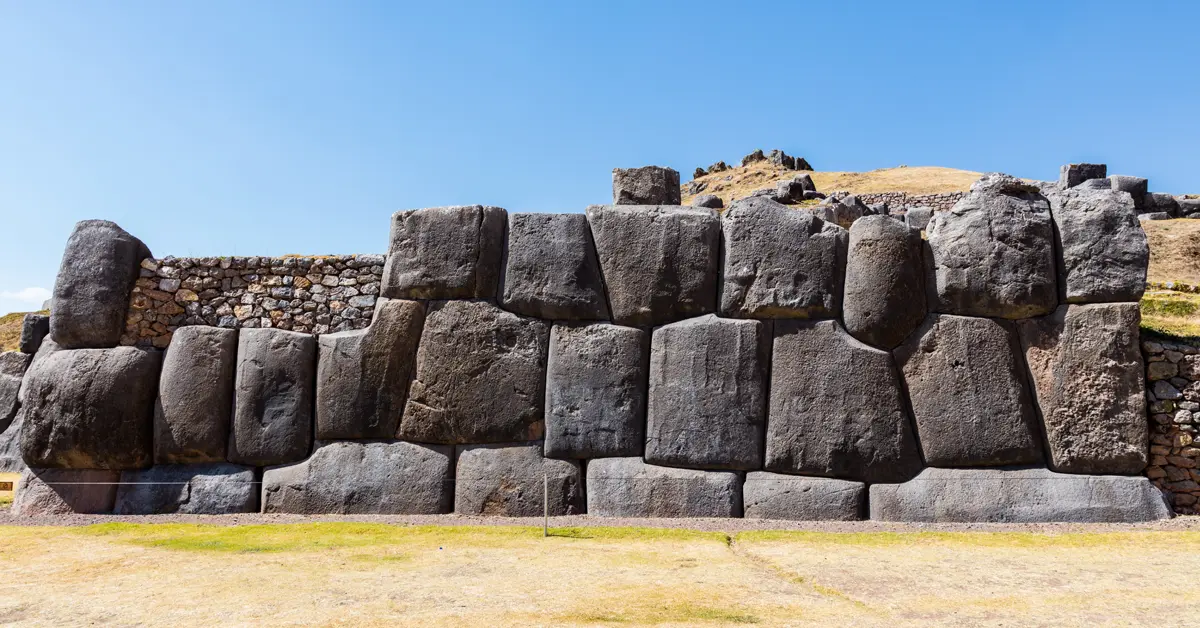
[543,471,549,537]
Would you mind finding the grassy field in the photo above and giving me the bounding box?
[0,310,46,353]
[0,522,1195,626]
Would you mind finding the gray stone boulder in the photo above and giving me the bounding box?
[1139,212,1172,221]
[1018,303,1147,474]
[11,468,119,515]
[926,173,1058,319]
[0,413,26,473]
[399,300,549,444]
[228,328,316,467]
[1110,175,1148,209]
[774,179,809,203]
[612,166,681,205]
[0,352,30,434]
[455,443,584,516]
[262,441,453,514]
[114,463,257,514]
[842,215,927,350]
[904,207,933,230]
[1179,198,1200,217]
[815,196,867,228]
[1048,187,1148,303]
[1144,192,1180,217]
[500,213,608,320]
[586,457,742,518]
[802,190,826,201]
[692,194,723,209]
[19,314,49,354]
[586,204,720,327]
[870,467,1171,523]
[741,149,766,166]
[742,473,865,521]
[50,220,151,349]
[645,315,768,471]
[316,298,424,440]
[381,205,506,300]
[154,326,237,464]
[721,197,847,319]
[893,314,1042,466]
[1077,177,1112,190]
[765,319,922,483]
[1059,163,1107,188]
[544,323,648,460]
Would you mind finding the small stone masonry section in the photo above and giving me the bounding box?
[1144,337,1200,514]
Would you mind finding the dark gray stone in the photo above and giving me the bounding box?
[1139,212,1172,221]
[586,204,720,327]
[1144,192,1180,217]
[228,328,316,467]
[1058,163,1107,188]
[766,149,795,169]
[399,300,549,444]
[544,323,647,460]
[454,443,584,516]
[802,190,826,201]
[741,149,765,166]
[500,213,608,320]
[1048,187,1148,303]
[0,352,30,435]
[774,179,809,203]
[904,207,933,230]
[792,173,815,192]
[692,194,723,209]
[586,457,742,518]
[814,196,867,228]
[1179,198,1200,216]
[114,464,257,514]
[612,166,681,205]
[154,326,237,464]
[742,472,865,521]
[381,205,506,300]
[1077,177,1112,190]
[1109,175,1148,209]
[0,413,26,473]
[19,314,49,354]
[12,468,119,515]
[842,215,927,350]
[50,220,151,349]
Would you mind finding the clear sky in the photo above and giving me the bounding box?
[1,1,1197,316]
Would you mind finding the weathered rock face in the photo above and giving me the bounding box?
[228,328,316,467]
[500,213,608,320]
[1109,175,1148,210]
[893,314,1042,466]
[544,323,648,460]
[586,457,742,518]
[12,468,120,515]
[1144,192,1180,217]
[315,299,424,440]
[113,464,258,515]
[154,327,237,464]
[1059,163,1107,188]
[692,194,723,209]
[926,173,1058,319]
[586,204,720,327]
[645,315,768,471]
[399,300,549,444]
[262,441,453,515]
[612,166,682,205]
[455,443,584,516]
[815,196,866,228]
[720,197,847,319]
[1047,187,1148,303]
[0,413,27,473]
[742,472,865,521]
[1018,303,1147,474]
[842,215,926,350]
[19,314,49,354]
[381,205,506,300]
[904,207,933,230]
[765,319,922,483]
[20,344,160,470]
[870,467,1171,523]
[0,352,31,434]
[50,220,151,349]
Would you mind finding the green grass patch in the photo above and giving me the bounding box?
[1141,291,1200,341]
[0,495,11,508]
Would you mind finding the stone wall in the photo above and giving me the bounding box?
[1143,337,1200,513]
[849,191,964,212]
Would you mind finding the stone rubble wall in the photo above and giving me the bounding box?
[848,191,965,212]
[1143,338,1200,513]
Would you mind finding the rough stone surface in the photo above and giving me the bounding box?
[399,300,549,444]
[19,314,49,354]
[586,457,742,518]
[1110,175,1148,209]
[814,196,867,228]
[904,207,933,230]
[1059,163,1107,188]
[742,472,865,521]
[692,194,723,209]
[50,220,151,349]
[1144,193,1180,217]
[842,215,927,350]
[1048,187,1148,303]
[228,328,316,467]
[154,326,237,464]
[113,464,258,515]
[720,197,847,319]
[315,298,424,440]
[1018,303,1147,474]
[544,323,648,460]
[0,413,26,473]
[455,443,584,516]
[381,205,506,300]
[1142,338,1200,514]
[1139,212,1172,221]
[612,166,681,205]
[893,314,1042,466]
[586,204,720,327]
[262,441,454,515]
[645,315,768,471]
[765,319,922,483]
[500,213,608,320]
[0,352,30,434]
[870,467,1171,523]
[12,468,119,515]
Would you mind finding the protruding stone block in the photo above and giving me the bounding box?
[612,166,681,205]
[0,413,26,473]
[50,220,151,349]
[1109,175,1148,210]
[904,207,933,230]
[114,464,258,515]
[1144,193,1180,217]
[645,315,768,471]
[544,323,647,460]
[842,215,926,350]
[455,443,584,516]
[1048,187,1148,303]
[11,468,119,515]
[586,204,719,327]
[19,314,49,354]
[586,457,742,518]
[381,205,506,300]
[742,472,865,521]
[1059,163,1107,188]
[228,328,315,467]
[0,352,30,434]
[154,327,237,464]
[500,213,608,320]
[692,194,723,209]
[399,300,549,444]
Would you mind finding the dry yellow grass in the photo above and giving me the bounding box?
[0,311,40,353]
[1143,219,1200,286]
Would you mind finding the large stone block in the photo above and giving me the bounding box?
[154,326,237,464]
[228,328,316,467]
[842,215,926,349]
[316,299,424,440]
[586,204,720,327]
[0,413,26,473]
[765,319,922,483]
[19,314,49,354]
[894,314,1042,466]
[1144,192,1180,217]
[499,213,608,320]
[1018,303,1147,474]
[544,323,647,460]
[586,457,742,518]
[904,207,933,230]
[1059,163,1107,188]
[742,472,865,521]
[381,205,506,300]
[50,220,151,349]
[455,443,584,516]
[114,463,257,515]
[0,351,30,434]
[926,174,1058,319]
[721,197,847,319]
[1109,175,1148,210]
[612,166,681,205]
[11,468,119,515]
[398,300,549,444]
[870,467,1171,523]
[1048,187,1148,303]
[262,441,453,515]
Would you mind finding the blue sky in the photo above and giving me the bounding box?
[1,1,1197,316]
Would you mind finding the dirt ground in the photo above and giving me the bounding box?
[1143,219,1200,285]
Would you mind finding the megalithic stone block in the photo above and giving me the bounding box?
[19,314,49,355]
[0,413,27,473]
[0,351,31,435]
[612,166,681,205]
[154,326,238,464]
[742,472,865,521]
[11,468,120,515]
[1047,187,1149,303]
[114,463,258,515]
[1109,175,1148,210]
[381,205,506,300]
[50,220,151,349]
[842,215,927,349]
[228,328,316,467]
[454,442,584,516]
[586,457,742,518]
[500,213,608,320]
[1059,163,1107,188]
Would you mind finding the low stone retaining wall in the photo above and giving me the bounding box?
[849,191,964,212]
[1144,338,1200,513]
